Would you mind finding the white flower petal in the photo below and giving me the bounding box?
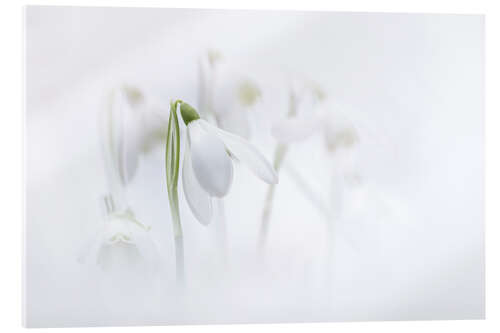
[200,120,278,185]
[182,142,213,225]
[103,213,133,243]
[188,120,234,197]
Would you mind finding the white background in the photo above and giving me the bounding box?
[23,5,484,327]
[1,0,500,332]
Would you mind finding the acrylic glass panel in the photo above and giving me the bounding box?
[24,6,484,327]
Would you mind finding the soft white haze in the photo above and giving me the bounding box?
[24,7,484,327]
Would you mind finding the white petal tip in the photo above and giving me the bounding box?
[198,216,212,226]
[190,207,213,226]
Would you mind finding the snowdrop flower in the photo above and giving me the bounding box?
[260,82,360,236]
[102,85,168,185]
[323,112,359,152]
[198,50,261,139]
[272,94,362,192]
[271,87,360,154]
[79,198,166,312]
[79,207,161,272]
[213,74,261,139]
[179,102,278,225]
[197,49,222,117]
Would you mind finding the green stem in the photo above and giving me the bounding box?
[166,100,184,285]
[168,189,184,282]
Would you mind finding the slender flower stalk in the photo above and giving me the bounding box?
[258,90,297,252]
[165,100,184,284]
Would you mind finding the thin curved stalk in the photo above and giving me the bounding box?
[166,100,184,285]
[258,143,288,252]
[258,91,298,253]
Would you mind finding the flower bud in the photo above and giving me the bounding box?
[180,102,201,125]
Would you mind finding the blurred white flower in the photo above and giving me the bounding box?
[179,102,278,225]
[198,50,261,139]
[79,201,167,314]
[102,85,168,185]
[323,111,359,153]
[197,49,222,117]
[79,208,161,273]
[271,83,360,155]
[213,75,261,139]
[259,81,362,250]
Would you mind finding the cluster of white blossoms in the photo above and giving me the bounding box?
[86,51,363,285]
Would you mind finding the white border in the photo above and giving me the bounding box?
[1,0,498,332]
